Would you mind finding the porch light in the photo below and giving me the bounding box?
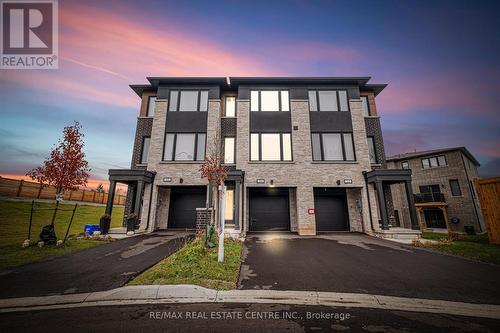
[269,180,275,187]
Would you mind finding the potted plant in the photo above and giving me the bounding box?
[127,213,138,233]
[99,214,111,234]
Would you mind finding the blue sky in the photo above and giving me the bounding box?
[1,0,499,186]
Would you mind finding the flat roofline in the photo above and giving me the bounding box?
[387,147,480,166]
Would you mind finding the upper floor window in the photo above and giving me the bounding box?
[146,96,156,117]
[360,96,370,117]
[224,96,236,117]
[251,90,289,112]
[449,179,462,196]
[140,137,150,164]
[308,90,349,112]
[224,137,235,164]
[250,133,292,161]
[168,90,208,112]
[422,155,447,169]
[163,133,206,161]
[420,184,441,194]
[312,133,355,161]
[401,161,409,169]
[367,136,377,163]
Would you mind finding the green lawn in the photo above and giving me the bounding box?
[0,199,124,270]
[420,232,500,265]
[129,237,243,290]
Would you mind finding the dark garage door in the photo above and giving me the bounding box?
[249,188,290,231]
[314,188,349,231]
[168,187,206,229]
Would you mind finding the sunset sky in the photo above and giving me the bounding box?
[1,0,499,188]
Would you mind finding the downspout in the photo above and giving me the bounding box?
[460,153,482,232]
[363,171,374,231]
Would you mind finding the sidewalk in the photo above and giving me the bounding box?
[2,285,500,320]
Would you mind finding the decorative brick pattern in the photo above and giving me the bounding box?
[130,118,153,168]
[196,208,213,231]
[365,117,386,167]
[221,117,237,137]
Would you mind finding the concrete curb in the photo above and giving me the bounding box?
[1,285,500,319]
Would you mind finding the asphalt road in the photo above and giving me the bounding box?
[239,233,500,304]
[1,303,499,333]
[0,231,193,298]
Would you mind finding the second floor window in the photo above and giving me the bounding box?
[140,137,150,164]
[401,161,409,169]
[146,96,156,117]
[309,90,349,112]
[168,90,208,112]
[449,179,462,196]
[360,96,370,117]
[251,90,289,112]
[224,137,235,164]
[422,155,447,169]
[163,133,206,161]
[312,133,355,161]
[367,136,377,163]
[250,133,292,161]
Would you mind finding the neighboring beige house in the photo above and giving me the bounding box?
[387,147,485,233]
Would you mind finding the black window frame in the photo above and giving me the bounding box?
[250,89,290,112]
[249,132,293,161]
[168,90,209,112]
[146,96,156,117]
[449,179,462,196]
[140,136,150,164]
[308,89,350,112]
[401,161,409,169]
[311,132,356,161]
[162,132,206,161]
[367,136,377,164]
[421,155,447,169]
[360,95,370,117]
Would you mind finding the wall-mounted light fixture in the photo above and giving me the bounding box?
[269,179,275,187]
[179,178,184,184]
[336,180,341,185]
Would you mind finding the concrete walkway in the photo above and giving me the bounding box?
[1,285,500,320]
[0,231,194,298]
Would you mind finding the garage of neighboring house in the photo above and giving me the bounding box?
[249,187,290,232]
[314,187,349,231]
[168,186,206,229]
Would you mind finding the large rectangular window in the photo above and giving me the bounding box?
[168,90,208,112]
[250,90,289,112]
[146,96,156,117]
[309,90,349,112]
[360,96,370,117]
[224,96,236,117]
[224,137,235,164]
[250,133,292,161]
[421,155,447,169]
[163,133,206,161]
[449,179,462,196]
[367,136,377,163]
[140,137,150,164]
[311,133,355,161]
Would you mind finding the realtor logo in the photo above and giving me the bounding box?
[1,0,58,69]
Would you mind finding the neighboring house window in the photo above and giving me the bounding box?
[367,136,377,163]
[311,133,355,161]
[308,90,349,112]
[163,133,206,161]
[224,137,235,164]
[225,96,236,117]
[168,90,208,112]
[250,90,289,111]
[449,179,462,196]
[140,137,150,164]
[401,161,409,169]
[250,133,292,161]
[421,155,447,169]
[146,96,156,117]
[360,96,370,117]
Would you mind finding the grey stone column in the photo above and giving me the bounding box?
[405,180,420,230]
[105,180,116,216]
[375,181,389,230]
[134,181,144,217]
[234,180,241,230]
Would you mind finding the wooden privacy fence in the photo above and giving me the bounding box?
[0,176,126,205]
[475,177,500,245]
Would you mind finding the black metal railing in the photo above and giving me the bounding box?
[413,192,446,203]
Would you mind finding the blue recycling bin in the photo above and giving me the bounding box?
[84,224,100,236]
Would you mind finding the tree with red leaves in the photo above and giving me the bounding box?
[27,122,91,225]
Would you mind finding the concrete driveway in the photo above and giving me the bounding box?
[0,231,193,299]
[238,233,500,304]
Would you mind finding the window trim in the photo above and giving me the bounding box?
[311,132,356,161]
[421,155,447,169]
[168,89,209,112]
[146,96,156,117]
[140,136,150,164]
[162,132,206,161]
[449,179,462,197]
[308,89,350,112]
[249,132,293,161]
[360,95,370,117]
[250,89,290,112]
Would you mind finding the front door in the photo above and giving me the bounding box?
[424,208,446,229]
